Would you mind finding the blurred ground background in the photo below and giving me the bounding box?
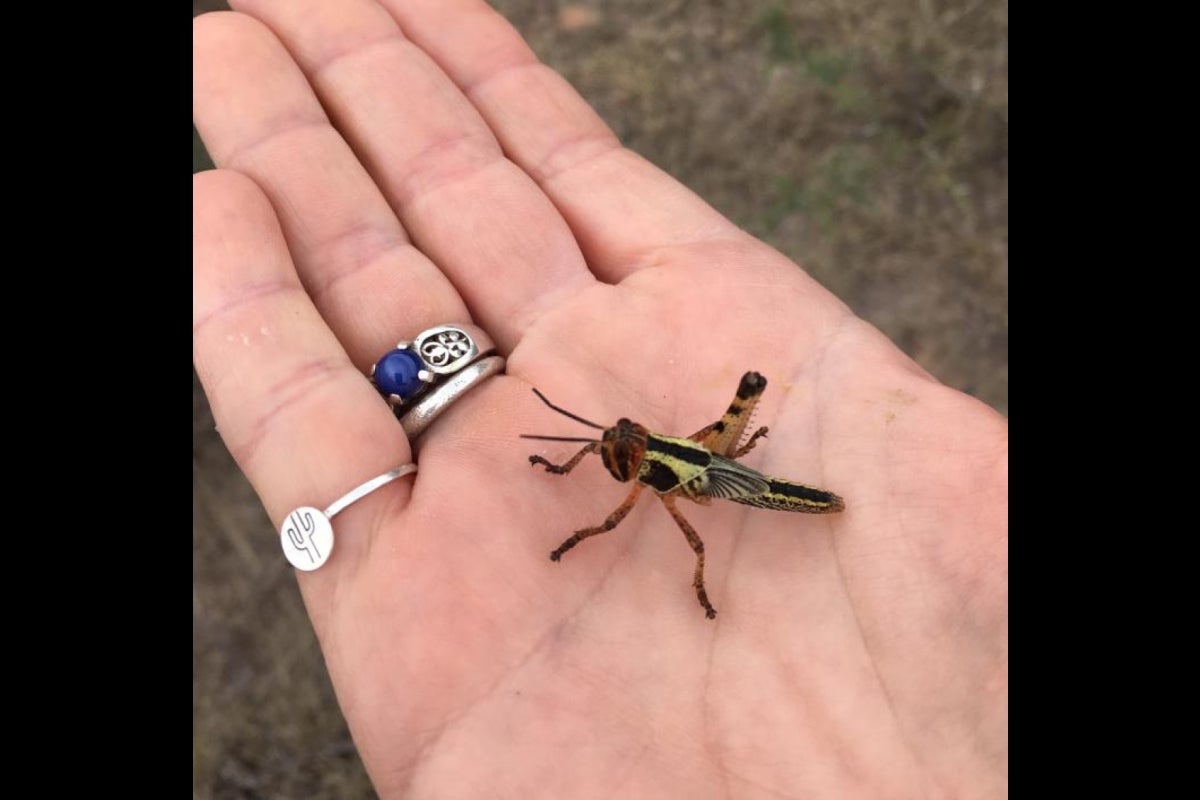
[193,1,1007,797]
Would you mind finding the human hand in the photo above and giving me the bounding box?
[193,1,1007,797]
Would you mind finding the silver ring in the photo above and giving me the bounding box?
[400,354,506,439]
[370,323,495,406]
[280,463,418,571]
[369,323,505,438]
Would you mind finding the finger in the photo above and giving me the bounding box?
[193,12,471,367]
[193,169,414,597]
[228,0,596,347]
[381,0,744,282]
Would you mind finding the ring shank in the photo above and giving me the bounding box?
[400,355,506,439]
[322,463,419,518]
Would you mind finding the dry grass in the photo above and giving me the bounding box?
[193,1,1007,796]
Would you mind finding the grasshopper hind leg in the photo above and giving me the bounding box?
[690,371,769,459]
[731,426,769,458]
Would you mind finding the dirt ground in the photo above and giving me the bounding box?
[193,1,1007,796]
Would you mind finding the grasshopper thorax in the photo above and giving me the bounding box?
[600,418,649,482]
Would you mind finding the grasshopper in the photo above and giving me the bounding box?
[523,371,845,619]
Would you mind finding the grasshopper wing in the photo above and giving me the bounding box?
[703,454,772,499]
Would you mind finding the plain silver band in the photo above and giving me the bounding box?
[400,354,506,439]
[322,463,418,518]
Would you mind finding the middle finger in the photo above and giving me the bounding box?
[227,0,596,348]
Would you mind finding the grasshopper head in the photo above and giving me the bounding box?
[600,418,649,482]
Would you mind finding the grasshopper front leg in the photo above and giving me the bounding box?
[660,494,717,619]
[549,484,644,561]
[529,442,599,475]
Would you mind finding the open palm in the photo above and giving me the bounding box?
[194,2,1007,797]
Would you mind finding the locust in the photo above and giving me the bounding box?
[522,371,845,619]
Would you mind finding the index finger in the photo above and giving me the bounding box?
[381,0,745,281]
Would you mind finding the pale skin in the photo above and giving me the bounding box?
[193,2,1008,798]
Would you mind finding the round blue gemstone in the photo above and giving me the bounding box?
[374,349,425,398]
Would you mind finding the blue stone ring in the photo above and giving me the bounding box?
[369,323,502,434]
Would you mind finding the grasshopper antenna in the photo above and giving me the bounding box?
[528,387,606,430]
[519,434,601,443]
